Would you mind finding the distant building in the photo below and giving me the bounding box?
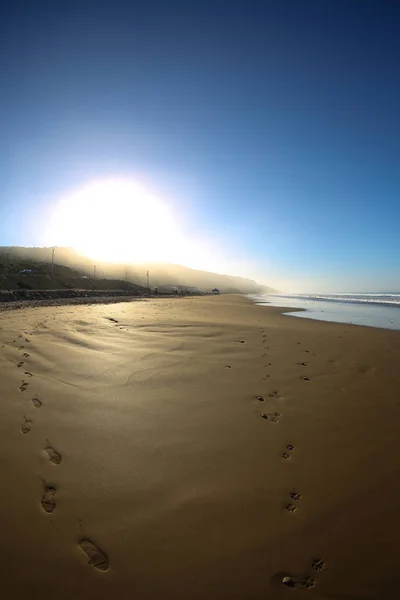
[212,288,221,295]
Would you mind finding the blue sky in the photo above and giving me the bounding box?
[1,0,399,292]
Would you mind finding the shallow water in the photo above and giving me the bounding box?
[253,293,400,331]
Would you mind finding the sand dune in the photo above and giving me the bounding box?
[1,295,399,599]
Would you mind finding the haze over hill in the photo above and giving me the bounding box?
[0,247,276,294]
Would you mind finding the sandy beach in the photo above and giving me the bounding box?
[1,294,399,599]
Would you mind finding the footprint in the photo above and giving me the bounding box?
[79,539,109,571]
[32,396,42,408]
[302,577,316,589]
[300,362,307,366]
[285,489,301,512]
[225,365,232,369]
[24,371,33,377]
[282,445,295,460]
[23,353,30,358]
[256,396,264,402]
[282,575,315,589]
[358,365,376,375]
[301,376,311,381]
[45,445,62,465]
[41,486,56,513]
[268,390,279,398]
[17,361,24,368]
[106,317,118,323]
[25,338,30,343]
[236,340,246,344]
[20,416,32,434]
[312,559,326,572]
[261,412,281,423]
[19,382,29,392]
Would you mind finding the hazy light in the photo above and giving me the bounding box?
[44,179,232,272]
[45,179,188,263]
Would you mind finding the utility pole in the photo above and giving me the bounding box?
[51,247,56,276]
[146,270,150,294]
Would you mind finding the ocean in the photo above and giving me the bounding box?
[252,292,400,331]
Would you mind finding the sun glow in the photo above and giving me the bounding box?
[45,180,184,263]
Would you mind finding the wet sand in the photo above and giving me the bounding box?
[1,294,399,599]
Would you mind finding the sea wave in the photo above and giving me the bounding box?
[271,293,400,307]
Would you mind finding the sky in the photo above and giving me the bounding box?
[0,0,399,292]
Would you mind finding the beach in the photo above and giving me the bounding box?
[1,294,399,599]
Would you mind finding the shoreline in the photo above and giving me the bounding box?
[269,293,400,308]
[1,294,399,599]
[254,293,400,331]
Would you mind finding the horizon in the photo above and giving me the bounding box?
[1,1,399,293]
[1,243,399,295]
[269,290,400,296]
[2,244,399,296]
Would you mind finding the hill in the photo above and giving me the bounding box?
[0,246,276,294]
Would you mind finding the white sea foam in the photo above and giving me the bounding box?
[274,293,400,306]
[252,292,400,330]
